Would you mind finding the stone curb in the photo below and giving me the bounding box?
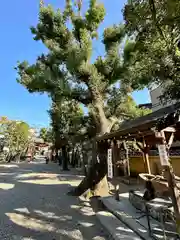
[96,210,141,240]
[100,197,153,240]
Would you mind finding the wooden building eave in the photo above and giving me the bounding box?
[96,103,180,142]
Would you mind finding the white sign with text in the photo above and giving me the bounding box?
[107,149,113,178]
[157,144,169,166]
[155,131,170,166]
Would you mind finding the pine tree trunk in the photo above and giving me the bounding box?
[6,153,11,163]
[15,153,21,163]
[71,148,76,167]
[62,146,69,171]
[55,149,59,162]
[82,152,88,176]
[69,97,111,197]
[74,149,79,167]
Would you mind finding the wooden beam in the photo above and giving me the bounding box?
[162,127,176,133]
[167,132,174,149]
[96,129,154,142]
[136,140,151,174]
[124,141,130,178]
[136,142,144,152]
[163,166,180,231]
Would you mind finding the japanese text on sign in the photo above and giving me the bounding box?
[158,144,169,166]
[107,149,113,178]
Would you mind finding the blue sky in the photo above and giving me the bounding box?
[0,0,150,128]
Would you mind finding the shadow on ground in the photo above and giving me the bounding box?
[0,162,107,240]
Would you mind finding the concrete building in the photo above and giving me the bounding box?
[150,85,176,112]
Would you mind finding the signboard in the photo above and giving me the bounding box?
[157,144,169,166]
[107,149,113,178]
[155,131,170,166]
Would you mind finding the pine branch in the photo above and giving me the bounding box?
[148,0,166,40]
[61,89,92,105]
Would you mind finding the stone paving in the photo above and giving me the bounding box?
[0,161,108,240]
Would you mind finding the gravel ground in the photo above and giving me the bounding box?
[0,161,108,240]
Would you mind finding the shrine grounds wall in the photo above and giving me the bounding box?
[129,156,180,177]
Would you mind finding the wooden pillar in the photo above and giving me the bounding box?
[124,141,130,177]
[110,140,115,177]
[142,139,151,174]
[112,139,119,177]
[156,130,180,233]
[136,140,151,174]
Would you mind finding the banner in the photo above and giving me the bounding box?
[107,149,113,178]
[157,144,169,166]
[155,131,169,166]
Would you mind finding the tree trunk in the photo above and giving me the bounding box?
[6,153,11,163]
[69,97,112,197]
[55,148,59,162]
[15,153,21,163]
[81,143,88,176]
[74,148,79,167]
[67,148,70,165]
[82,153,87,176]
[68,155,108,196]
[69,144,110,197]
[62,146,69,171]
[71,148,76,167]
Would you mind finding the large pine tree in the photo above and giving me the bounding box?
[16,0,148,196]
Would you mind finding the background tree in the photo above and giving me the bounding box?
[48,98,84,170]
[0,117,9,156]
[0,118,30,162]
[106,88,151,130]
[122,0,180,103]
[16,0,150,196]
[39,127,52,143]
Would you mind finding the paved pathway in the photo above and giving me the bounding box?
[0,160,108,240]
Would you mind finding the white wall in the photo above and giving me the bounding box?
[150,85,176,112]
[150,85,180,148]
